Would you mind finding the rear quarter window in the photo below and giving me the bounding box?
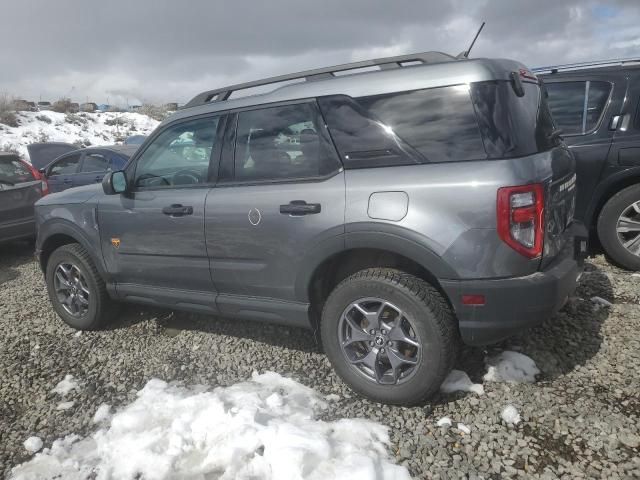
[545,80,611,135]
[318,86,486,168]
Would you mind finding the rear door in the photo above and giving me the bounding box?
[545,74,623,224]
[0,155,42,241]
[205,101,345,319]
[46,152,82,192]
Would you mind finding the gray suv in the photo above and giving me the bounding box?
[35,51,587,405]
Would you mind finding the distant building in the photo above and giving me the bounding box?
[80,102,98,112]
[13,99,37,111]
[97,104,110,112]
[69,102,80,113]
[37,101,52,111]
[164,102,178,111]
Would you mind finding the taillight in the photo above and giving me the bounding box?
[497,183,544,258]
[20,159,49,196]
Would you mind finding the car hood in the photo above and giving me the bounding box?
[27,142,77,170]
[36,183,102,206]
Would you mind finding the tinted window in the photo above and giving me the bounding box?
[546,81,611,135]
[359,86,486,162]
[0,157,33,183]
[81,153,109,172]
[234,102,340,181]
[317,96,421,168]
[585,82,611,131]
[134,116,220,188]
[471,81,558,158]
[50,154,81,175]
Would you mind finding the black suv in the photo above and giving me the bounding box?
[540,59,640,270]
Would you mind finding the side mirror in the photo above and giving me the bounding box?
[102,170,128,195]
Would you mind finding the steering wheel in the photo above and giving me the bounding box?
[136,173,170,187]
[172,169,202,185]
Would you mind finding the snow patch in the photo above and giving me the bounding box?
[436,417,452,427]
[1,111,159,161]
[23,437,43,454]
[51,375,79,396]
[456,423,471,434]
[501,405,521,425]
[11,372,410,480]
[92,404,111,424]
[483,351,540,384]
[325,394,340,402]
[73,331,82,338]
[440,369,484,396]
[56,401,74,411]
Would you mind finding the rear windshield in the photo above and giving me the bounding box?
[0,157,34,184]
[319,79,559,168]
[470,80,559,158]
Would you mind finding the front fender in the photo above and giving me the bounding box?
[36,214,107,279]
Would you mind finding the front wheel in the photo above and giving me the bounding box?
[321,268,459,405]
[597,184,640,271]
[45,243,116,330]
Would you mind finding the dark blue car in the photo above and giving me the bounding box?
[29,144,138,193]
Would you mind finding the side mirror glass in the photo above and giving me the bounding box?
[102,170,128,195]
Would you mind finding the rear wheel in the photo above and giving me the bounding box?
[321,268,459,405]
[597,184,640,271]
[45,243,116,329]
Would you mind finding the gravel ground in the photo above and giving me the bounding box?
[1,240,639,479]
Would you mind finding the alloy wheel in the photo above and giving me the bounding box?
[338,297,421,385]
[53,262,90,317]
[616,200,640,257]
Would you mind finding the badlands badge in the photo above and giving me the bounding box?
[111,238,121,249]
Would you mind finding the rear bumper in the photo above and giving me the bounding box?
[441,222,588,346]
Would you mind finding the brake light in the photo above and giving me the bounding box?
[497,183,544,258]
[20,159,49,196]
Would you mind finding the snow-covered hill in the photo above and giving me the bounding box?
[0,111,160,162]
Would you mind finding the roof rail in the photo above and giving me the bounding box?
[532,57,640,74]
[183,51,457,109]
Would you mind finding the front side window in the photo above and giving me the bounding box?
[546,81,611,135]
[81,153,109,172]
[233,102,340,182]
[50,154,81,175]
[134,116,220,188]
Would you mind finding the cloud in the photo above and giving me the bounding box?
[1,0,638,105]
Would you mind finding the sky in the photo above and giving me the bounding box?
[1,0,639,106]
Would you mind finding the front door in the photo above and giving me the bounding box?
[46,152,82,192]
[205,102,345,320]
[99,115,224,309]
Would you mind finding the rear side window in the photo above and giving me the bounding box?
[233,102,340,182]
[545,81,611,135]
[359,86,486,163]
[0,157,34,183]
[50,154,81,175]
[470,81,558,158]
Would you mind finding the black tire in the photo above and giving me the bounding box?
[321,268,460,405]
[45,243,116,329]
[597,184,640,271]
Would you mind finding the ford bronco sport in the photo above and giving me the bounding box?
[538,58,640,270]
[35,51,586,405]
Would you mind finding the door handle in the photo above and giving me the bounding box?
[280,200,321,216]
[63,178,72,184]
[162,204,194,216]
[94,175,103,182]
[610,115,621,130]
